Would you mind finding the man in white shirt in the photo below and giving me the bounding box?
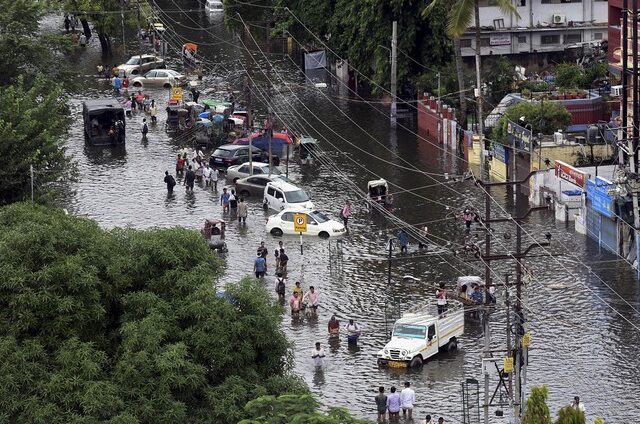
[571,396,585,413]
[311,342,325,368]
[400,381,416,419]
[202,164,212,187]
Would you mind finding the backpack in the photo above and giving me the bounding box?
[276,279,285,294]
[167,175,176,187]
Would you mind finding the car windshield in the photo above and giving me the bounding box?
[125,58,140,65]
[285,189,309,203]
[165,70,180,76]
[393,324,426,339]
[258,165,281,175]
[213,148,234,158]
[308,210,329,223]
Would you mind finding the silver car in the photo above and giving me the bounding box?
[235,175,289,198]
[131,69,186,89]
[226,162,282,182]
[118,54,166,76]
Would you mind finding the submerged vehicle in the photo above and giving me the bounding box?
[202,98,232,114]
[201,218,227,252]
[165,104,192,132]
[377,301,464,368]
[299,136,319,165]
[83,99,126,146]
[195,118,215,147]
[366,179,393,211]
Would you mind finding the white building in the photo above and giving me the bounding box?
[459,0,608,57]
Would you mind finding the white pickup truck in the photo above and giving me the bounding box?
[377,302,464,368]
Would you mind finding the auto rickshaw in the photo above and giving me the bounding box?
[366,179,393,211]
[299,136,319,165]
[201,218,227,252]
[195,118,214,147]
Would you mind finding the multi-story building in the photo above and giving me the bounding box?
[459,0,608,60]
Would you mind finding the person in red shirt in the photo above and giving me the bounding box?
[328,315,340,335]
[122,76,129,90]
[176,154,185,175]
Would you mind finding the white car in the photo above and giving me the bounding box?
[226,162,282,182]
[266,209,346,238]
[131,69,186,89]
[263,180,314,211]
[205,0,224,13]
[117,54,166,76]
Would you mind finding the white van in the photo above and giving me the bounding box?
[205,0,223,13]
[263,180,314,211]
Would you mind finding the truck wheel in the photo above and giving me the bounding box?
[447,338,458,352]
[409,355,423,368]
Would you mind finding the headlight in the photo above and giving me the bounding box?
[333,228,343,233]
[401,349,407,356]
[384,349,389,354]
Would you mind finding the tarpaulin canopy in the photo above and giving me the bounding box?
[233,132,293,155]
[304,50,326,70]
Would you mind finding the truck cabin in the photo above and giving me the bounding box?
[393,322,436,342]
[83,100,125,145]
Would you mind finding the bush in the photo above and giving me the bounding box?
[492,101,572,143]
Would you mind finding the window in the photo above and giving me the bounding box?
[213,148,233,158]
[460,39,472,48]
[308,210,330,223]
[540,34,560,45]
[156,71,167,78]
[393,324,426,339]
[253,168,264,174]
[427,325,436,341]
[238,165,249,173]
[564,33,582,43]
[267,187,276,196]
[517,35,527,44]
[275,190,284,200]
[281,212,294,222]
[247,177,268,186]
[126,57,140,65]
[480,38,491,47]
[306,215,318,225]
[284,189,310,203]
[593,32,603,40]
[145,71,157,78]
[493,18,505,29]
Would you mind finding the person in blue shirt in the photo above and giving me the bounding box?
[398,229,409,254]
[470,285,483,304]
[112,75,122,94]
[254,252,266,278]
[220,188,230,213]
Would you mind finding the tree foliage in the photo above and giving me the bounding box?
[492,101,572,143]
[522,386,552,424]
[0,203,304,422]
[0,0,72,85]
[555,406,586,424]
[555,64,584,89]
[239,394,374,424]
[486,56,519,104]
[0,76,75,205]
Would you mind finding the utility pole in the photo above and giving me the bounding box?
[267,108,273,175]
[136,1,143,70]
[245,72,254,176]
[30,164,34,204]
[482,184,492,424]
[390,20,397,128]
[121,0,126,56]
[474,5,485,175]
[631,0,640,281]
[504,274,513,407]
[437,72,442,144]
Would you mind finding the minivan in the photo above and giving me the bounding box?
[263,180,314,211]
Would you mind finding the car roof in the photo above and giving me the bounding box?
[267,179,305,192]
[276,208,320,215]
[237,175,273,183]
[215,144,263,152]
[132,54,159,59]
[235,161,270,168]
[83,99,124,111]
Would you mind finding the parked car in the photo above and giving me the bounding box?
[209,144,266,170]
[131,69,186,89]
[205,0,224,13]
[263,180,314,211]
[226,162,282,182]
[235,175,289,198]
[266,208,346,238]
[118,54,166,76]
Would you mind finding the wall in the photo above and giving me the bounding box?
[530,142,614,171]
[417,94,471,158]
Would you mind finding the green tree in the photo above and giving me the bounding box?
[0,203,305,422]
[555,64,584,89]
[555,406,586,424]
[522,386,552,424]
[0,76,75,205]
[492,101,572,143]
[0,0,72,86]
[486,56,519,104]
[239,394,374,424]
[424,0,519,130]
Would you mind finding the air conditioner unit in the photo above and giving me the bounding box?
[553,14,566,25]
[554,131,565,145]
[611,85,623,97]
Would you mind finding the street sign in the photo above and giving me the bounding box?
[503,357,514,373]
[522,332,531,348]
[293,213,307,233]
[170,87,183,102]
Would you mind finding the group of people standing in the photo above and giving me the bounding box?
[375,383,444,423]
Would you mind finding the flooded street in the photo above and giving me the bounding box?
[62,3,640,422]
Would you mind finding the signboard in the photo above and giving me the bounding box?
[293,213,307,233]
[554,160,587,188]
[522,332,531,348]
[170,87,183,102]
[492,143,509,164]
[506,120,532,152]
[490,33,512,46]
[586,176,615,218]
[503,357,514,373]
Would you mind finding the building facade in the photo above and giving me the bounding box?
[459,0,608,58]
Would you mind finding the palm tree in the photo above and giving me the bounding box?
[423,0,519,133]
